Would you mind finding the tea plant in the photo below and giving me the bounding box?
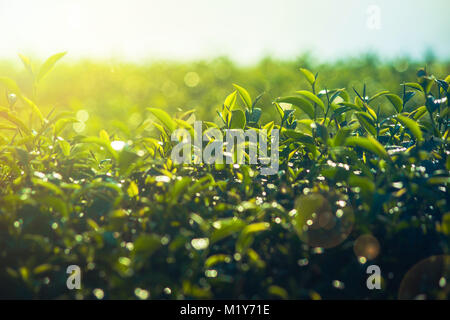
[0,54,448,299]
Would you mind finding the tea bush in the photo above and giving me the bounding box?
[0,54,449,299]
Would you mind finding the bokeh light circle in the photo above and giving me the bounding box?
[294,192,354,249]
[398,255,450,300]
[184,72,200,87]
[353,234,381,260]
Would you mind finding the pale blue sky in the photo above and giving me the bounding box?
[0,0,448,63]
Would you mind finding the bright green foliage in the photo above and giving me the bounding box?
[0,54,449,300]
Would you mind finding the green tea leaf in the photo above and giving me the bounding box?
[295,90,325,112]
[211,218,246,244]
[232,83,252,109]
[346,136,389,160]
[205,254,230,267]
[355,112,376,136]
[37,52,67,82]
[410,106,428,120]
[127,181,139,198]
[385,93,403,113]
[284,129,315,144]
[277,96,314,119]
[401,82,424,92]
[268,285,288,299]
[0,110,31,134]
[21,96,44,122]
[229,109,246,129]
[133,234,161,259]
[369,90,389,102]
[299,68,315,85]
[58,140,71,156]
[18,54,34,78]
[223,91,237,122]
[0,77,22,95]
[147,108,177,132]
[396,114,423,141]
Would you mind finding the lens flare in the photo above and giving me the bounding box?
[294,192,354,249]
[353,234,380,260]
[399,255,450,300]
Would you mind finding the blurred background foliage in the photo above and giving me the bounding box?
[0,53,448,137]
